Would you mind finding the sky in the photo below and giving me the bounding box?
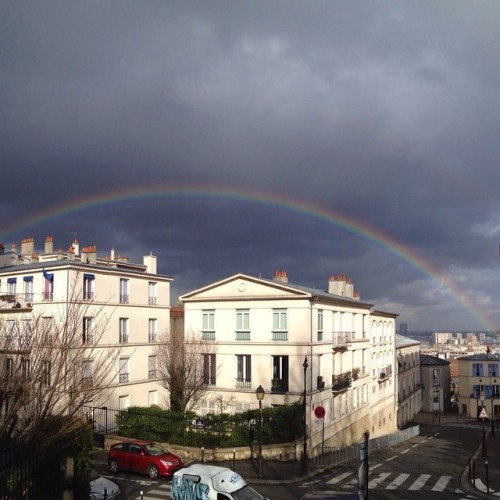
[2,1,500,332]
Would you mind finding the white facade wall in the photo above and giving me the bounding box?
[0,254,172,411]
[180,273,398,457]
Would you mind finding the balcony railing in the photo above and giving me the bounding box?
[271,378,289,393]
[272,331,288,341]
[148,369,157,379]
[203,376,216,386]
[235,378,252,388]
[202,331,215,341]
[332,372,352,393]
[148,333,157,343]
[148,297,157,305]
[83,291,94,301]
[235,331,250,341]
[119,373,129,383]
[119,294,129,304]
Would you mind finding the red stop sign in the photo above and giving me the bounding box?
[314,405,325,419]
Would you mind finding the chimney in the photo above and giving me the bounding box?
[144,253,157,274]
[82,245,97,264]
[328,274,346,296]
[11,243,17,253]
[68,245,75,260]
[21,237,34,256]
[273,270,288,283]
[110,247,115,260]
[72,239,80,256]
[0,243,4,255]
[353,291,361,300]
[345,277,354,298]
[45,235,54,254]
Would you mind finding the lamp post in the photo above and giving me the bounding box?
[491,395,495,436]
[303,356,308,473]
[255,385,265,478]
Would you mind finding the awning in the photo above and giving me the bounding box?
[83,274,95,280]
[23,276,33,282]
[7,277,16,284]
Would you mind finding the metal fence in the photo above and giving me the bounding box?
[312,425,421,468]
[0,447,33,500]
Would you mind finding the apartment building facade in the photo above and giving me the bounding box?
[180,270,398,457]
[0,236,172,411]
[395,334,423,427]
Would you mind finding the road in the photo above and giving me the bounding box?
[93,419,485,499]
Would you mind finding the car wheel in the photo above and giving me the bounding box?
[148,465,159,479]
[109,459,119,473]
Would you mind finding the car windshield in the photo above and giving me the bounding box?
[144,443,168,456]
[232,485,265,500]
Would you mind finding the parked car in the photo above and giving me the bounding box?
[90,469,120,499]
[108,440,184,479]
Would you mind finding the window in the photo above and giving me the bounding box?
[83,274,95,301]
[272,355,289,392]
[236,310,250,340]
[119,318,129,343]
[42,360,51,385]
[488,364,499,377]
[148,355,157,379]
[119,278,129,304]
[272,309,288,341]
[148,282,157,305]
[4,358,13,377]
[7,277,16,296]
[236,355,251,387]
[21,358,30,381]
[148,319,157,342]
[203,354,216,385]
[119,395,130,410]
[23,276,33,303]
[43,270,54,301]
[83,317,93,344]
[82,360,93,387]
[202,310,215,340]
[473,363,483,377]
[148,390,158,406]
[432,369,440,385]
[119,357,130,383]
[20,320,32,349]
[5,319,16,339]
[318,310,324,341]
[42,317,54,344]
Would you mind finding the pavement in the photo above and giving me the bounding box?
[202,411,500,498]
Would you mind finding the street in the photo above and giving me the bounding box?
[93,419,485,499]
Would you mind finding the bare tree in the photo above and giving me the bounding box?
[155,325,217,413]
[0,273,121,451]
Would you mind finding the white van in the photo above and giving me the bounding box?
[171,464,270,500]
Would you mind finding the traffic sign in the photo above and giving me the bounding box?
[314,405,326,419]
[479,407,488,419]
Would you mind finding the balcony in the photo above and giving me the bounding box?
[119,294,129,304]
[332,372,352,394]
[271,378,289,393]
[332,331,354,352]
[148,297,157,305]
[83,291,94,301]
[202,331,215,341]
[272,331,288,341]
[0,294,34,312]
[235,331,250,341]
[148,369,157,379]
[119,373,129,383]
[235,378,252,388]
[378,365,392,382]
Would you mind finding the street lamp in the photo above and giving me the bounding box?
[302,356,308,473]
[255,385,265,478]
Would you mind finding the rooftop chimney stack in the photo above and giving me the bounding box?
[72,239,79,256]
[82,245,97,264]
[45,235,54,254]
[273,269,288,283]
[345,277,354,298]
[21,237,34,256]
[144,253,157,274]
[328,274,346,296]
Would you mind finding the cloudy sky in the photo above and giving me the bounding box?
[2,1,500,332]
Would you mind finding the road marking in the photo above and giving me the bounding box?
[368,472,391,488]
[408,473,431,490]
[385,473,410,489]
[431,475,451,491]
[326,471,353,484]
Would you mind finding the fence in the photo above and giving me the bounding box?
[312,425,420,468]
[0,447,33,500]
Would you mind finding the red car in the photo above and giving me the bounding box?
[108,440,184,479]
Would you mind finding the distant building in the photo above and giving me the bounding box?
[399,323,408,336]
[420,354,451,413]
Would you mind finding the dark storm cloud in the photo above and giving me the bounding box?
[2,1,500,330]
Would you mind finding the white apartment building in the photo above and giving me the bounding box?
[0,236,171,410]
[180,270,398,457]
[395,334,422,427]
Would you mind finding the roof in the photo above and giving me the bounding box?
[396,334,421,348]
[420,354,450,366]
[457,353,500,361]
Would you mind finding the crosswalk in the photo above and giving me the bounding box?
[134,482,171,499]
[326,470,453,492]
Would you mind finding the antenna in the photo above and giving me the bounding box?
[67,231,77,241]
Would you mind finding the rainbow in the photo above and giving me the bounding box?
[1,183,496,331]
